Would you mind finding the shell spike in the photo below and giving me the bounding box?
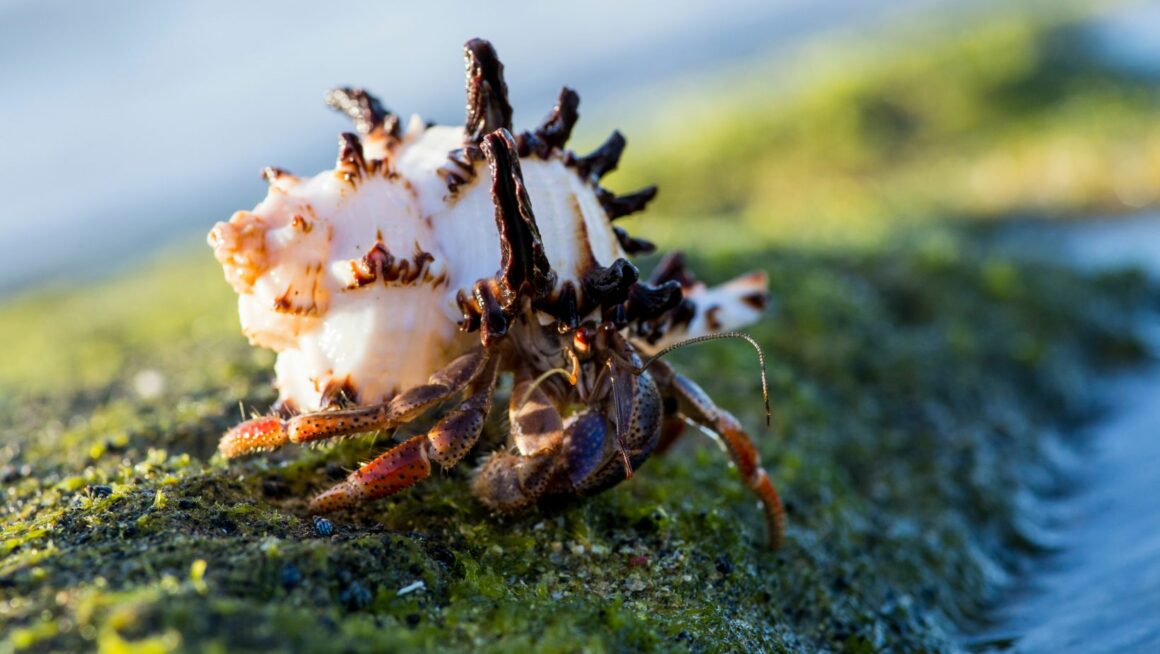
[325,87,398,137]
[600,185,658,221]
[520,87,580,157]
[336,132,367,182]
[464,39,513,142]
[481,128,556,309]
[261,166,298,187]
[571,131,626,181]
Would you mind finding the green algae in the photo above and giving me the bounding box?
[0,229,1149,652]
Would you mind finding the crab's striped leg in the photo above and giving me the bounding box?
[651,360,786,549]
[218,350,485,458]
[308,357,499,512]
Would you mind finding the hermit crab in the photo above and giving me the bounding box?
[209,39,786,547]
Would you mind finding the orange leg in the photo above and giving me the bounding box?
[309,358,499,512]
[667,372,786,549]
[218,350,485,458]
[310,435,432,512]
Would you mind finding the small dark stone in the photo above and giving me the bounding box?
[177,498,196,510]
[280,563,302,589]
[675,630,692,643]
[324,463,346,480]
[405,613,421,628]
[313,516,335,537]
[88,484,113,498]
[715,555,734,576]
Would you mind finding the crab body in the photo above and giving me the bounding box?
[210,39,785,547]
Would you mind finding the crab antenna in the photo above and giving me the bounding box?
[636,331,772,427]
[516,367,576,410]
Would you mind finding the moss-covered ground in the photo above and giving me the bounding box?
[3,5,1159,653]
[1,234,1150,653]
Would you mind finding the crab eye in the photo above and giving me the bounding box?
[573,329,590,354]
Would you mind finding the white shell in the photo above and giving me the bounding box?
[210,121,626,411]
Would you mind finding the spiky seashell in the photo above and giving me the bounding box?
[209,40,766,413]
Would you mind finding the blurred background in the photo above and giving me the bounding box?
[2,0,1158,294]
[3,1,1160,651]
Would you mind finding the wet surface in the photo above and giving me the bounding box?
[982,214,1160,653]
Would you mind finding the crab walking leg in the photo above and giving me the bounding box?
[474,409,625,511]
[471,377,569,512]
[472,441,563,513]
[218,350,485,458]
[662,368,786,549]
[309,358,499,512]
[508,369,565,455]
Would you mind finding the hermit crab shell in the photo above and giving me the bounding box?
[211,125,623,410]
[208,40,767,413]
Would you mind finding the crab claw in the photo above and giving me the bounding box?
[218,416,289,458]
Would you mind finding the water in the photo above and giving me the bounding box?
[980,215,1160,652]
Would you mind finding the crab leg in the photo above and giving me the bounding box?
[471,372,567,512]
[472,444,562,513]
[218,350,485,458]
[652,361,786,549]
[309,357,499,512]
[508,369,565,455]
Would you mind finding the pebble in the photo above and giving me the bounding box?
[313,515,334,537]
